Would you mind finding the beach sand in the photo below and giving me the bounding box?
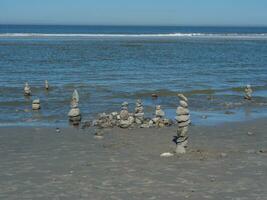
[0,119,267,200]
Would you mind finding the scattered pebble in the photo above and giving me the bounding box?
[160,152,174,157]
[247,131,254,136]
[56,128,60,133]
[201,115,208,119]
[246,149,256,154]
[220,153,227,158]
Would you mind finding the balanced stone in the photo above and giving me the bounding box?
[119,102,134,128]
[45,80,49,90]
[134,99,145,124]
[174,94,190,154]
[155,105,165,118]
[152,105,166,127]
[244,84,253,100]
[32,99,41,110]
[24,82,31,96]
[68,89,81,124]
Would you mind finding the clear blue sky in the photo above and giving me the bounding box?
[1,0,267,26]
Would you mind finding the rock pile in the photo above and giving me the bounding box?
[45,80,49,90]
[32,99,41,110]
[68,90,81,125]
[24,82,31,96]
[174,94,190,154]
[134,99,145,124]
[93,112,118,128]
[244,84,253,100]
[119,102,134,128]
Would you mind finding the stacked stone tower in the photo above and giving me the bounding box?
[175,94,190,154]
[244,84,253,100]
[119,102,134,128]
[134,99,144,124]
[24,82,31,96]
[68,89,81,125]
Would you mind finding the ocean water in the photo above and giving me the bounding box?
[1,25,267,127]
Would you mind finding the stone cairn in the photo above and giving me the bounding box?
[174,94,190,154]
[119,102,134,128]
[45,80,49,90]
[134,99,145,124]
[152,105,166,127]
[68,89,81,125]
[244,84,253,100]
[32,99,41,110]
[24,82,31,96]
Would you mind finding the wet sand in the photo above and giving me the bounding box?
[0,119,267,200]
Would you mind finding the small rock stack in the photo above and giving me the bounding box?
[152,105,165,127]
[24,82,31,96]
[68,89,81,125]
[244,84,253,100]
[134,99,145,124]
[32,99,41,110]
[45,80,49,90]
[175,94,190,154]
[119,102,134,128]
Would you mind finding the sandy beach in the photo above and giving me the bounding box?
[0,118,266,200]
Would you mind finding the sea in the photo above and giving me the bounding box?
[1,25,267,127]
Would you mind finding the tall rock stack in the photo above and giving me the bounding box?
[175,94,190,154]
[119,102,134,128]
[24,82,31,96]
[45,80,49,90]
[134,99,144,124]
[68,90,81,125]
[244,84,253,100]
[32,99,41,110]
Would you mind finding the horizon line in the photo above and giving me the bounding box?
[1,23,267,28]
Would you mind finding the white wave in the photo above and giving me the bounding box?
[0,33,267,38]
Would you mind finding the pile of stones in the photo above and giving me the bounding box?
[134,99,145,124]
[68,89,81,125]
[119,102,135,128]
[93,112,118,128]
[174,94,190,154]
[244,84,253,100]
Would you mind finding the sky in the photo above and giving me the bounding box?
[0,0,267,26]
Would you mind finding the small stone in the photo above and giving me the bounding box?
[177,93,188,102]
[176,115,190,122]
[220,153,227,158]
[178,120,191,128]
[160,152,174,157]
[68,108,81,117]
[247,131,254,136]
[151,94,158,98]
[176,107,189,115]
[180,100,188,108]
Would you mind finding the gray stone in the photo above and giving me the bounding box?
[180,100,188,108]
[178,120,191,128]
[177,93,188,102]
[68,108,81,117]
[176,107,189,115]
